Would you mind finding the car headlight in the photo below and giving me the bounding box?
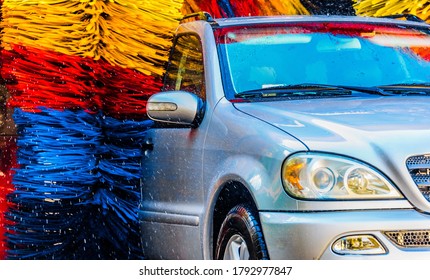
[281,153,403,200]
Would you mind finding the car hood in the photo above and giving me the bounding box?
[235,96,430,150]
[235,95,430,212]
[234,96,430,161]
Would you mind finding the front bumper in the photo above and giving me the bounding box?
[260,209,430,259]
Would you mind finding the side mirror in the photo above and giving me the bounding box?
[147,91,204,127]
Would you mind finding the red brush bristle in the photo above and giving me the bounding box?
[99,60,163,120]
[0,136,17,260]
[1,44,163,118]
[231,0,262,16]
[192,0,227,18]
[1,45,103,112]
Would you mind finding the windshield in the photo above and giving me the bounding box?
[216,22,430,100]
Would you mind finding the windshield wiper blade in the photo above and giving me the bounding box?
[338,85,392,96]
[378,83,430,95]
[236,83,390,98]
[236,84,351,99]
[236,84,345,98]
[380,82,430,87]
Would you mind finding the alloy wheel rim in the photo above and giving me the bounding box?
[223,234,250,260]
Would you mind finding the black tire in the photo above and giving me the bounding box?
[215,204,269,260]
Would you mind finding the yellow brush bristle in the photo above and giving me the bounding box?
[354,0,430,22]
[1,0,184,76]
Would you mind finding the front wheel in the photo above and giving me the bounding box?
[215,204,269,260]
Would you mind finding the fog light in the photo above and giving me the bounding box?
[332,235,386,255]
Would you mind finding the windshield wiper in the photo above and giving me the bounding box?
[380,82,430,87]
[378,83,430,95]
[236,83,390,98]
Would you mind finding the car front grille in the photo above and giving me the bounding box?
[383,156,430,248]
[385,230,430,247]
[406,154,430,201]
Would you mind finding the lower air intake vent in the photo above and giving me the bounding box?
[406,154,430,201]
[385,230,430,247]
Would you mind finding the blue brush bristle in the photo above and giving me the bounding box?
[7,108,152,259]
[218,0,236,17]
[7,108,101,259]
[96,116,153,259]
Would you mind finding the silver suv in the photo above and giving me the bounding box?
[139,13,430,259]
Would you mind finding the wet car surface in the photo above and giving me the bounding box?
[140,14,430,259]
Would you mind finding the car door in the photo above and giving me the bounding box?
[140,33,207,258]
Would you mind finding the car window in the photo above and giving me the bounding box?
[164,33,206,100]
[216,23,430,99]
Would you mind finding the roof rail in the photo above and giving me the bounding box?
[379,14,426,23]
[181,12,215,23]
